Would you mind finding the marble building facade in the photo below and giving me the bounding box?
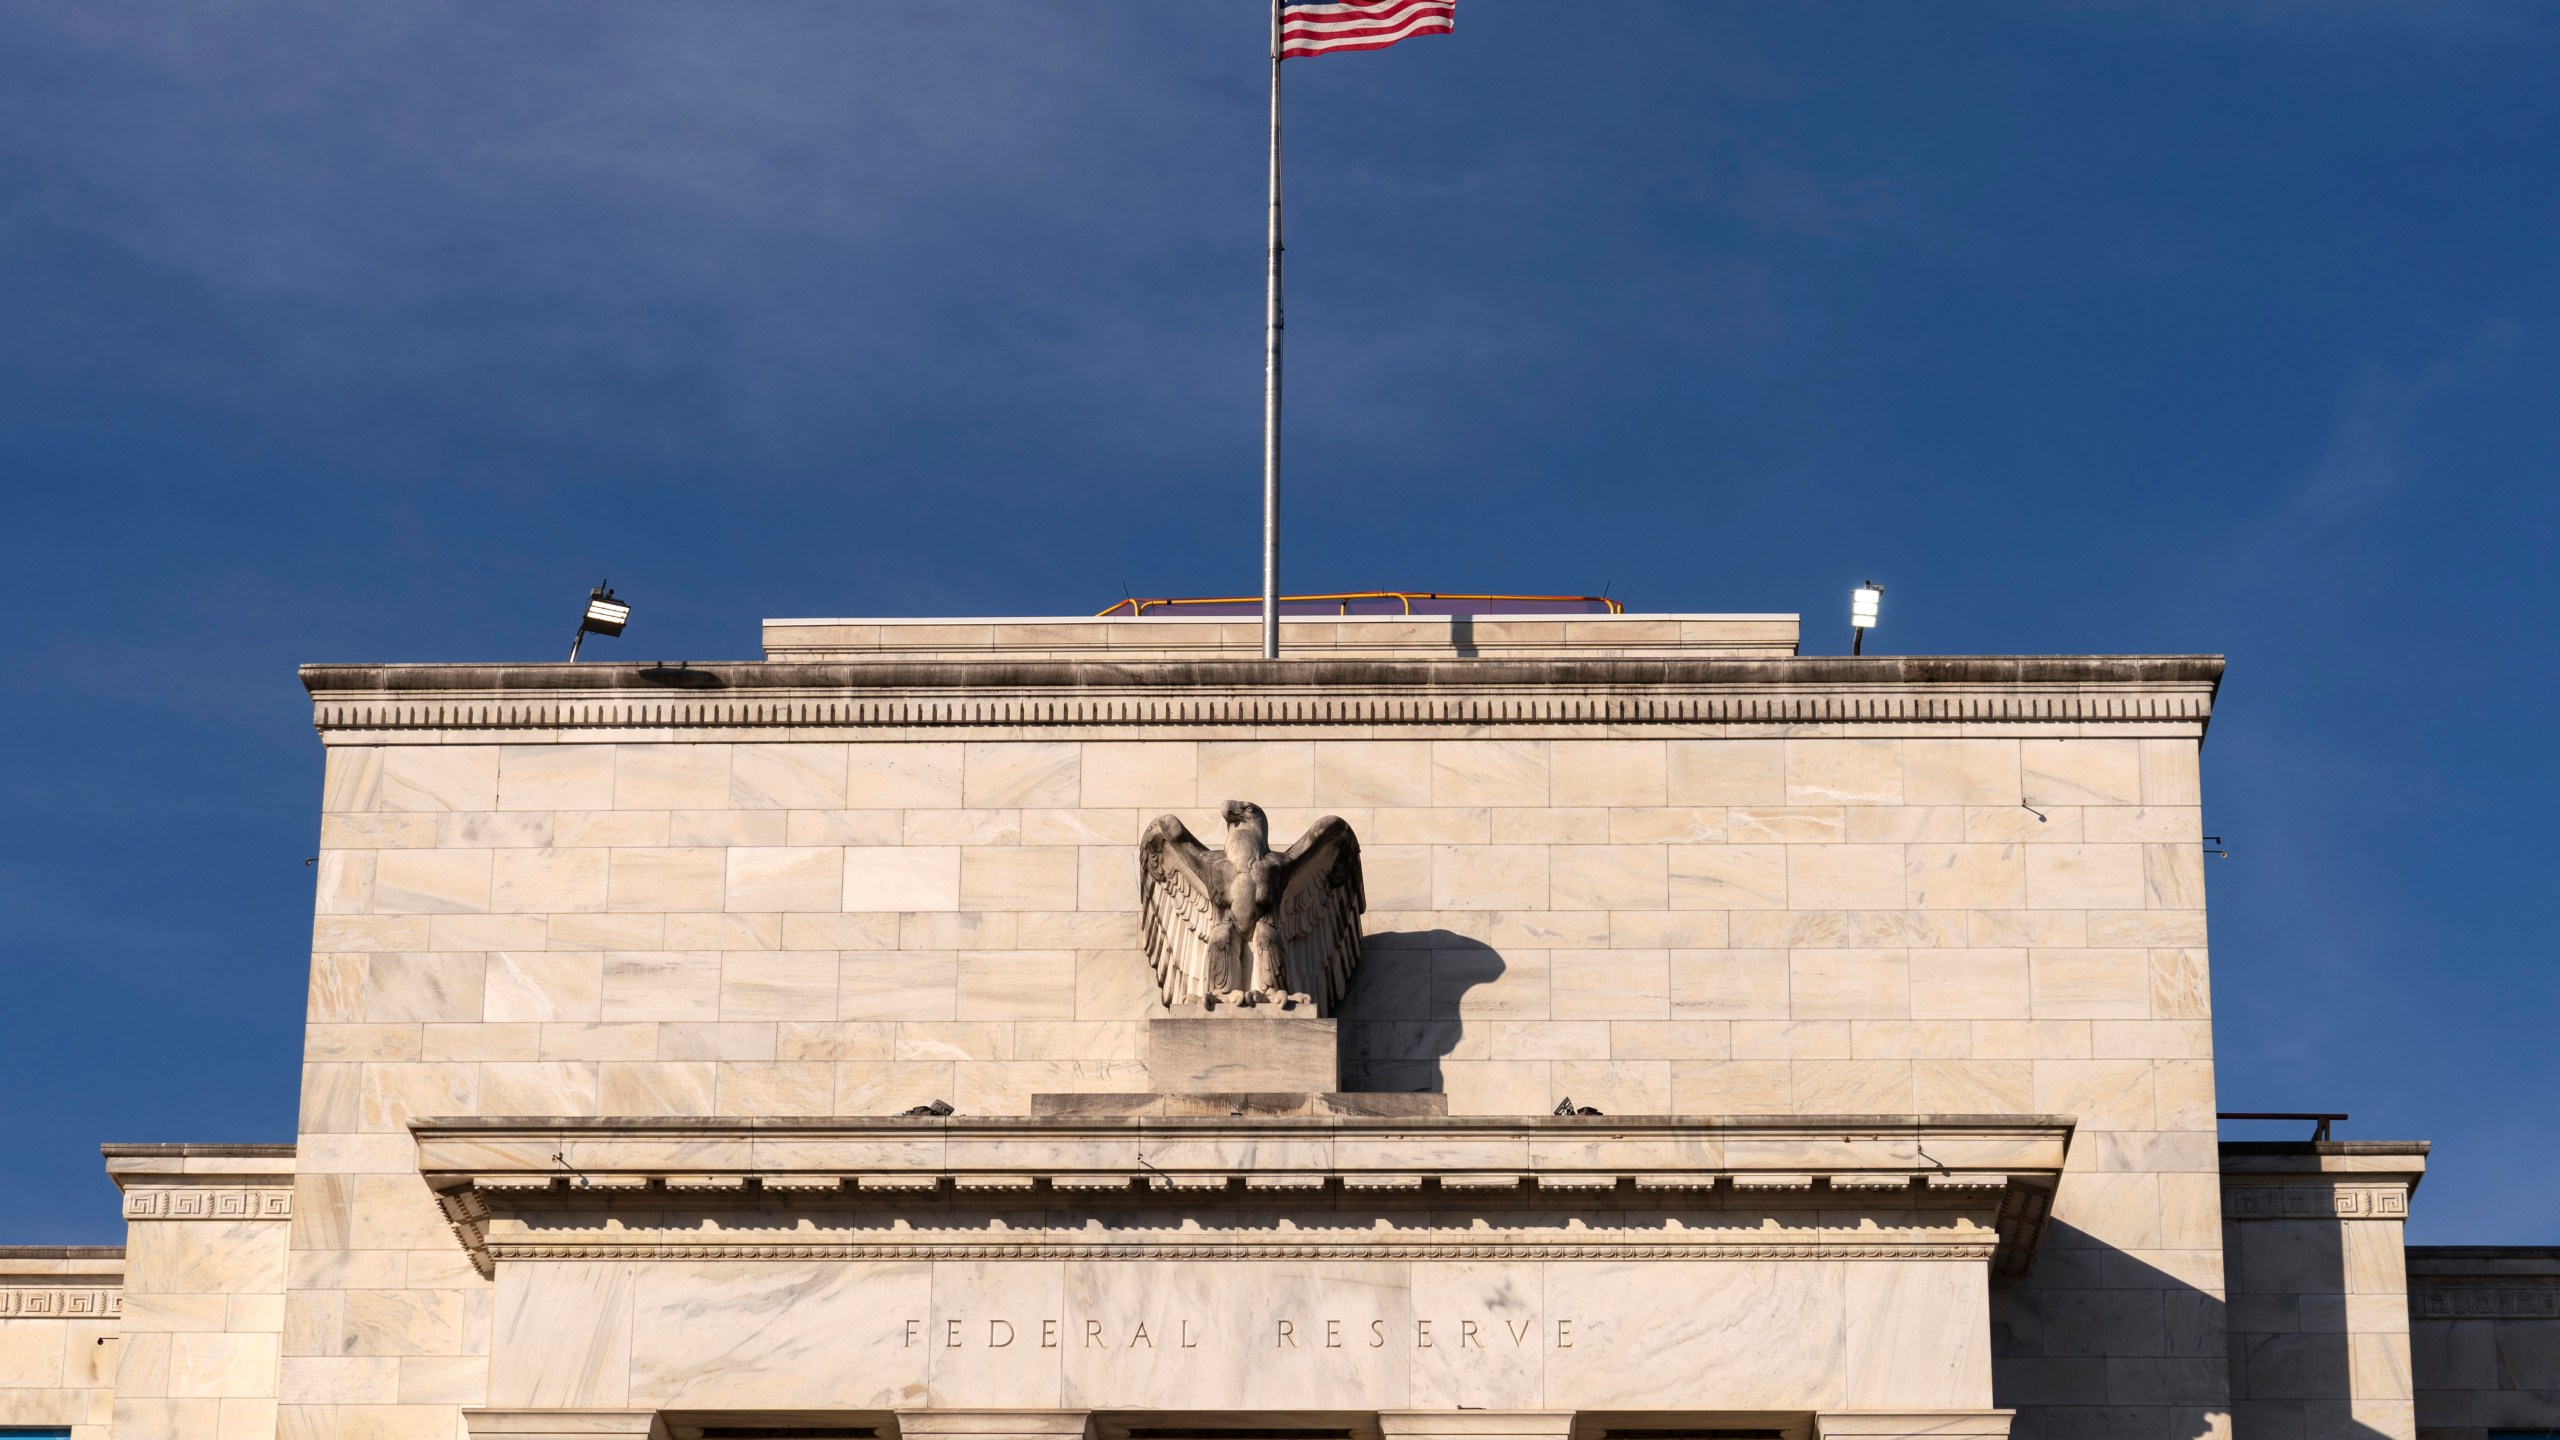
[1,611,2550,1440]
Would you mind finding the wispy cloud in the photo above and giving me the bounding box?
[2284,323,2519,531]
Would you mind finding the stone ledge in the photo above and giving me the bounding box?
[415,1111,2074,1178]
[1030,1092,1450,1118]
[99,1141,295,1172]
[465,1412,665,1440]
[1816,1414,2014,1440]
[104,1141,297,1224]
[2408,1245,2560,1274]
[0,1246,124,1263]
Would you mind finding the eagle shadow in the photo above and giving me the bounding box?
[1331,928,1502,1095]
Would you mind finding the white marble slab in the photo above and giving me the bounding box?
[482,1254,1993,1414]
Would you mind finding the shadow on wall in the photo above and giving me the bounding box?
[1331,932,2361,1440]
[1333,929,1501,1095]
[1995,1222,2232,1440]
[1998,1210,2402,1440]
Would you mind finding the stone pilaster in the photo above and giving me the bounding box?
[2223,1140,2430,1440]
[104,1143,295,1440]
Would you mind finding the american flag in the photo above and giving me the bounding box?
[1280,0,1457,59]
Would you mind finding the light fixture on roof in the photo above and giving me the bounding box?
[568,581,630,662]
[1850,582,1883,656]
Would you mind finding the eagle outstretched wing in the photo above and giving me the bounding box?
[1138,815,1234,1008]
[1274,815,1366,1015]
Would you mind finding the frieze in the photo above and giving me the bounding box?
[0,1286,120,1318]
[2412,1285,2560,1319]
[2219,1183,2409,1221]
[121,1187,292,1221]
[897,1314,1585,1352]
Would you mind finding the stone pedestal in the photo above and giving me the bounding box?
[1147,1014,1338,1093]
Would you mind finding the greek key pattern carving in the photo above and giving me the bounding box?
[122,1187,292,1221]
[2220,1184,2407,1221]
[2412,1286,2560,1319]
[312,686,2211,738]
[0,1287,120,1318]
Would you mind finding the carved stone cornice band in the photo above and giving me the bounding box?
[0,1246,126,1322]
[303,656,2220,740]
[2218,1182,2410,1222]
[0,1285,120,1317]
[0,1270,120,1322]
[2404,1246,2560,1321]
[120,1186,293,1221]
[102,1142,297,1228]
[2217,1140,2427,1227]
[2411,1283,2560,1319]
[415,1113,2070,1280]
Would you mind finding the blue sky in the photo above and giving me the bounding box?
[2,2,2553,1243]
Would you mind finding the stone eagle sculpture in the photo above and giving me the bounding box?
[1138,801,1365,1015]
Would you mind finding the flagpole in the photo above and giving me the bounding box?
[1260,0,1284,660]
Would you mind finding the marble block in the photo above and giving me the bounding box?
[1147,1015,1338,1093]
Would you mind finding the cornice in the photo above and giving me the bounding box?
[0,1250,123,1321]
[2218,1139,2426,1225]
[415,1113,2068,1280]
[2218,1180,2410,1223]
[105,1141,296,1222]
[2404,1246,2559,1320]
[302,655,2221,741]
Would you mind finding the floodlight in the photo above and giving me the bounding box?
[1850,582,1883,655]
[569,581,631,662]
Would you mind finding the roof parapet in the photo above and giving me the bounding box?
[762,612,1801,662]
